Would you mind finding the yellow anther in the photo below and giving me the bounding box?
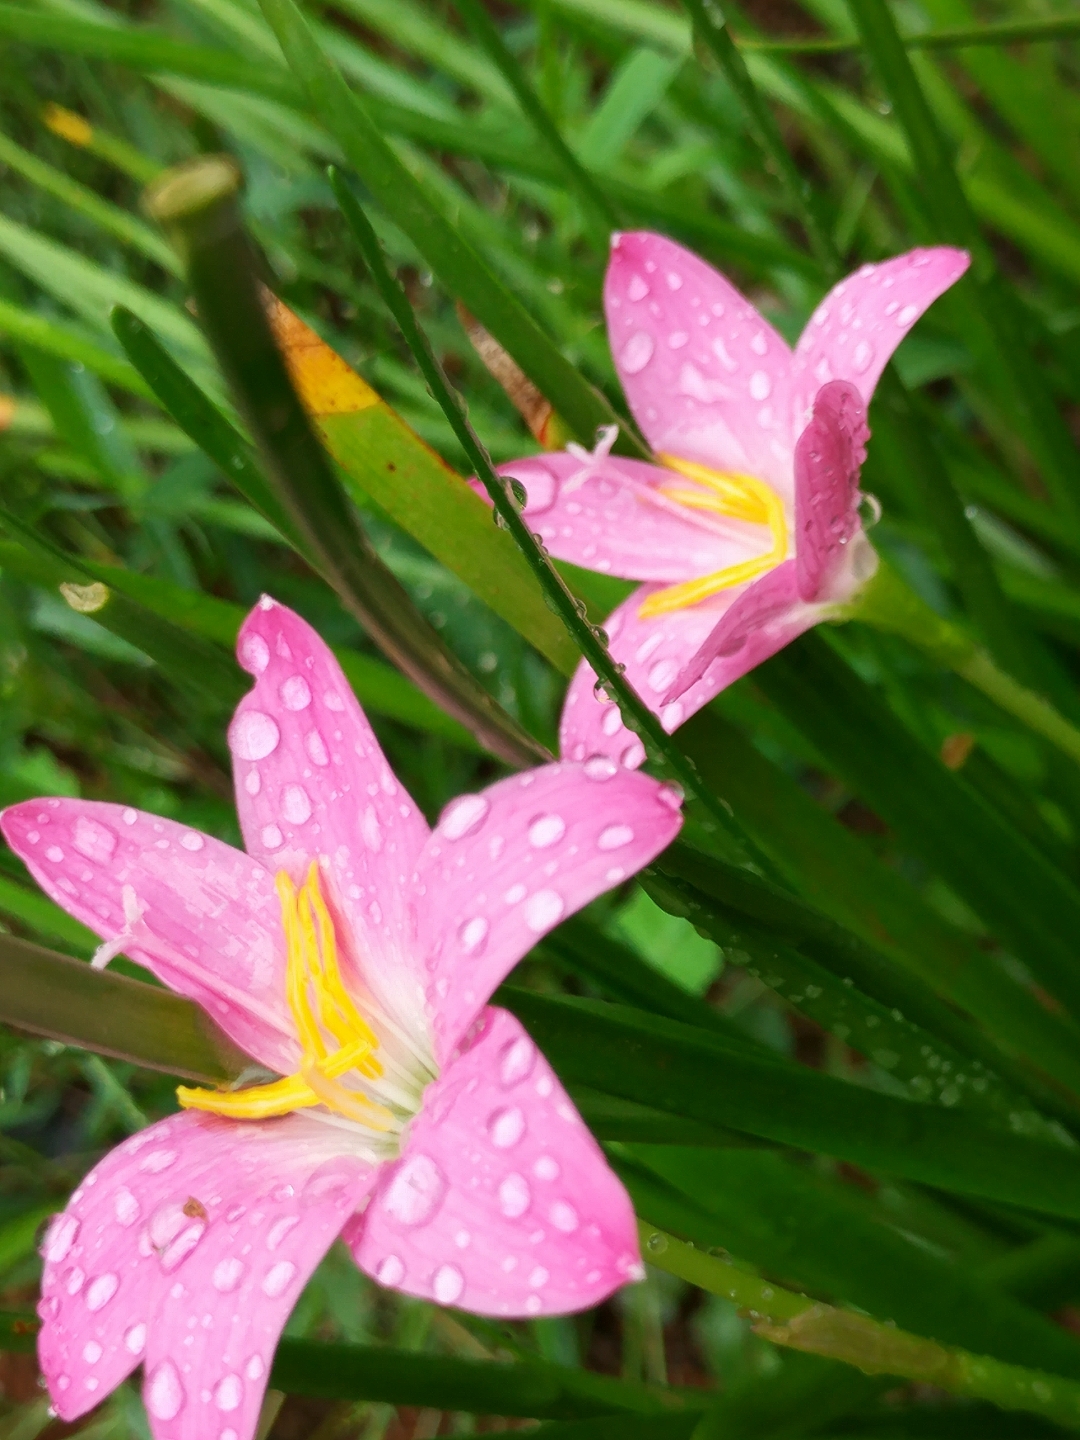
[637,455,788,619]
[178,861,391,1128]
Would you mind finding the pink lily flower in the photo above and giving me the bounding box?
[1,597,682,1440]
[482,232,968,766]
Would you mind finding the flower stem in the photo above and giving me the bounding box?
[840,561,1080,769]
[638,1221,1080,1431]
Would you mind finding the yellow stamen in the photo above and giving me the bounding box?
[637,455,788,619]
[177,862,393,1130]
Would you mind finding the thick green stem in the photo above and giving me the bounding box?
[143,156,548,770]
[841,561,1080,769]
[639,1222,1080,1431]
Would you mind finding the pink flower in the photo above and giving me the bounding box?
[482,232,968,766]
[1,597,682,1440]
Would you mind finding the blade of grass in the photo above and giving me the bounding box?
[0,296,154,399]
[253,0,648,457]
[144,156,549,768]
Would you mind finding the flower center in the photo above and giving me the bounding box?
[177,862,396,1132]
[636,455,788,618]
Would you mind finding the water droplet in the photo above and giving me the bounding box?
[549,1201,579,1233]
[524,890,564,933]
[146,1360,184,1420]
[598,824,634,851]
[83,1341,102,1364]
[161,1222,205,1272]
[500,1036,535,1086]
[180,831,205,852]
[528,814,565,849]
[749,370,771,400]
[230,711,280,761]
[648,659,678,693]
[440,794,490,841]
[750,331,768,356]
[897,303,919,326]
[244,769,261,796]
[42,1215,79,1264]
[583,755,617,781]
[245,1355,265,1382]
[458,916,488,954]
[529,1266,549,1288]
[261,825,284,851]
[306,731,329,766]
[509,478,528,508]
[621,332,654,374]
[489,1107,526,1149]
[646,1231,668,1254]
[533,1155,559,1181]
[266,1216,299,1251]
[852,339,874,373]
[46,846,64,863]
[261,1261,296,1297]
[85,1273,119,1311]
[73,817,116,864]
[212,1258,245,1293]
[324,691,345,712]
[240,634,269,674]
[621,740,647,769]
[498,1173,531,1218]
[280,675,312,711]
[376,1254,405,1286]
[214,1375,243,1412]
[382,1154,447,1226]
[668,331,689,349]
[627,275,649,301]
[504,882,527,905]
[858,492,882,529]
[281,785,311,825]
[432,1264,464,1305]
[125,1323,147,1354]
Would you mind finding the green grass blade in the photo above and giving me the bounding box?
[0,295,154,399]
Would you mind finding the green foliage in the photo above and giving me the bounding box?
[5,0,1080,1434]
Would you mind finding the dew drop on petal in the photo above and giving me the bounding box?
[440,794,490,840]
[648,659,678,693]
[240,633,270,674]
[281,785,312,825]
[85,1273,118,1311]
[214,1375,243,1412]
[598,824,634,851]
[382,1154,447,1226]
[584,755,617,781]
[161,1223,205,1272]
[504,882,526,905]
[280,675,312,711]
[83,1341,102,1364]
[621,741,646,769]
[458,917,488,955]
[524,890,564,933]
[549,1201,579,1234]
[146,1361,184,1420]
[500,1036,536,1086]
[529,1266,549,1288]
[432,1264,464,1305]
[42,1215,79,1264]
[245,1356,265,1382]
[621,332,654,375]
[601,706,623,738]
[244,769,261,796]
[180,832,205,852]
[749,371,772,401]
[45,846,64,863]
[261,1261,296,1297]
[230,711,280,761]
[528,814,565,849]
[124,1323,147,1355]
[73,817,116,864]
[489,1107,526,1149]
[261,825,284,851]
[853,340,874,373]
[266,1216,299,1251]
[212,1258,245,1293]
[897,303,919,326]
[376,1254,405,1286]
[498,1173,531,1218]
[533,1155,560,1181]
[306,731,330,766]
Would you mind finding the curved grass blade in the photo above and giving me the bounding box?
[0,296,154,399]
[144,157,549,768]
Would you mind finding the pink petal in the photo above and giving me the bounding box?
[347,1006,641,1316]
[606,231,794,500]
[794,381,873,603]
[37,1114,210,1422]
[558,586,733,766]
[138,1112,375,1440]
[412,762,683,1064]
[0,800,297,1074]
[479,452,762,583]
[663,560,815,701]
[790,247,970,430]
[229,598,430,1000]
